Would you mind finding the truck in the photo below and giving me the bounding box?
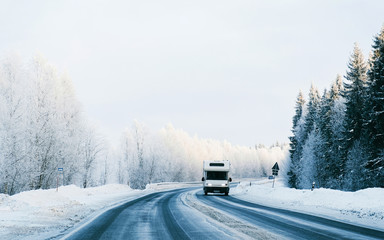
[201,160,232,195]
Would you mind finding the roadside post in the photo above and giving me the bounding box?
[271,162,279,188]
[57,168,63,192]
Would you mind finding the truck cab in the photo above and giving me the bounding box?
[202,160,232,195]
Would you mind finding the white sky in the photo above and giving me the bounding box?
[1,0,383,147]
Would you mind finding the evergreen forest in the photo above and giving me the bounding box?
[288,26,384,191]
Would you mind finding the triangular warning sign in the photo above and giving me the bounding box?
[272,162,279,170]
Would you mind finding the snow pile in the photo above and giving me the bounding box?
[231,178,384,230]
[0,184,145,240]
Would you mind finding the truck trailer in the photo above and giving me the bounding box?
[201,160,232,195]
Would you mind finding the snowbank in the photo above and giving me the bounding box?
[0,184,146,240]
[231,178,384,230]
[0,182,200,240]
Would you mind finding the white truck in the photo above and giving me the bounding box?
[201,160,232,195]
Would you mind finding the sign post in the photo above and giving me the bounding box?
[271,162,279,188]
[57,168,63,192]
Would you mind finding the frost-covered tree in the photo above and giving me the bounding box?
[288,91,306,188]
[0,54,29,194]
[303,84,321,139]
[26,55,62,189]
[294,85,321,187]
[343,140,368,191]
[26,55,85,189]
[327,94,346,188]
[342,44,367,158]
[288,25,384,190]
[362,26,384,187]
[124,120,152,189]
[80,124,105,188]
[118,121,290,189]
[0,54,106,194]
[321,76,344,188]
[298,127,325,189]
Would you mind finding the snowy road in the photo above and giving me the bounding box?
[61,186,384,240]
[62,187,242,240]
[196,192,384,240]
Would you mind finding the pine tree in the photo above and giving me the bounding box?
[288,91,306,188]
[303,84,321,139]
[328,94,346,188]
[298,126,325,189]
[342,43,367,156]
[316,89,334,187]
[314,76,345,188]
[321,75,345,188]
[363,26,384,187]
[290,85,320,189]
[344,140,368,191]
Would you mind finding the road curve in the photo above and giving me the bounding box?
[60,186,384,240]
[61,188,238,240]
[195,191,384,240]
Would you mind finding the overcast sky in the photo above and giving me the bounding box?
[1,1,384,147]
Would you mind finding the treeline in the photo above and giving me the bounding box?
[114,122,289,189]
[288,26,384,190]
[0,54,289,195]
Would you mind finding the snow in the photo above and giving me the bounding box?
[0,184,147,240]
[231,178,384,231]
[0,180,383,239]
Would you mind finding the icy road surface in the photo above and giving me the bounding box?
[61,187,248,240]
[60,186,384,240]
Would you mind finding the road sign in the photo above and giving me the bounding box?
[57,168,64,192]
[272,162,279,170]
[272,162,279,176]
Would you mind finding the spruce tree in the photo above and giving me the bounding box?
[294,85,320,188]
[317,89,332,187]
[318,76,344,188]
[303,84,321,139]
[328,75,345,188]
[288,91,306,188]
[342,43,367,156]
[363,26,384,187]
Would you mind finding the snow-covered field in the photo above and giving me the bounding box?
[0,179,383,239]
[231,178,384,231]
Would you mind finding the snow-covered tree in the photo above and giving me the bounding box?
[288,91,306,188]
[342,44,367,159]
[303,84,321,138]
[298,127,324,189]
[0,54,29,194]
[343,140,369,191]
[327,94,346,188]
[362,26,384,187]
[288,25,384,190]
[321,76,344,188]
[80,123,105,188]
[118,121,290,189]
[0,54,108,194]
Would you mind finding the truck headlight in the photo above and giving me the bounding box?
[207,183,212,186]
[221,183,227,186]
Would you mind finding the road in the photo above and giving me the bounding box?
[196,192,384,240]
[61,186,384,240]
[62,187,240,240]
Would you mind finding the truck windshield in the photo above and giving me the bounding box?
[206,171,228,180]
